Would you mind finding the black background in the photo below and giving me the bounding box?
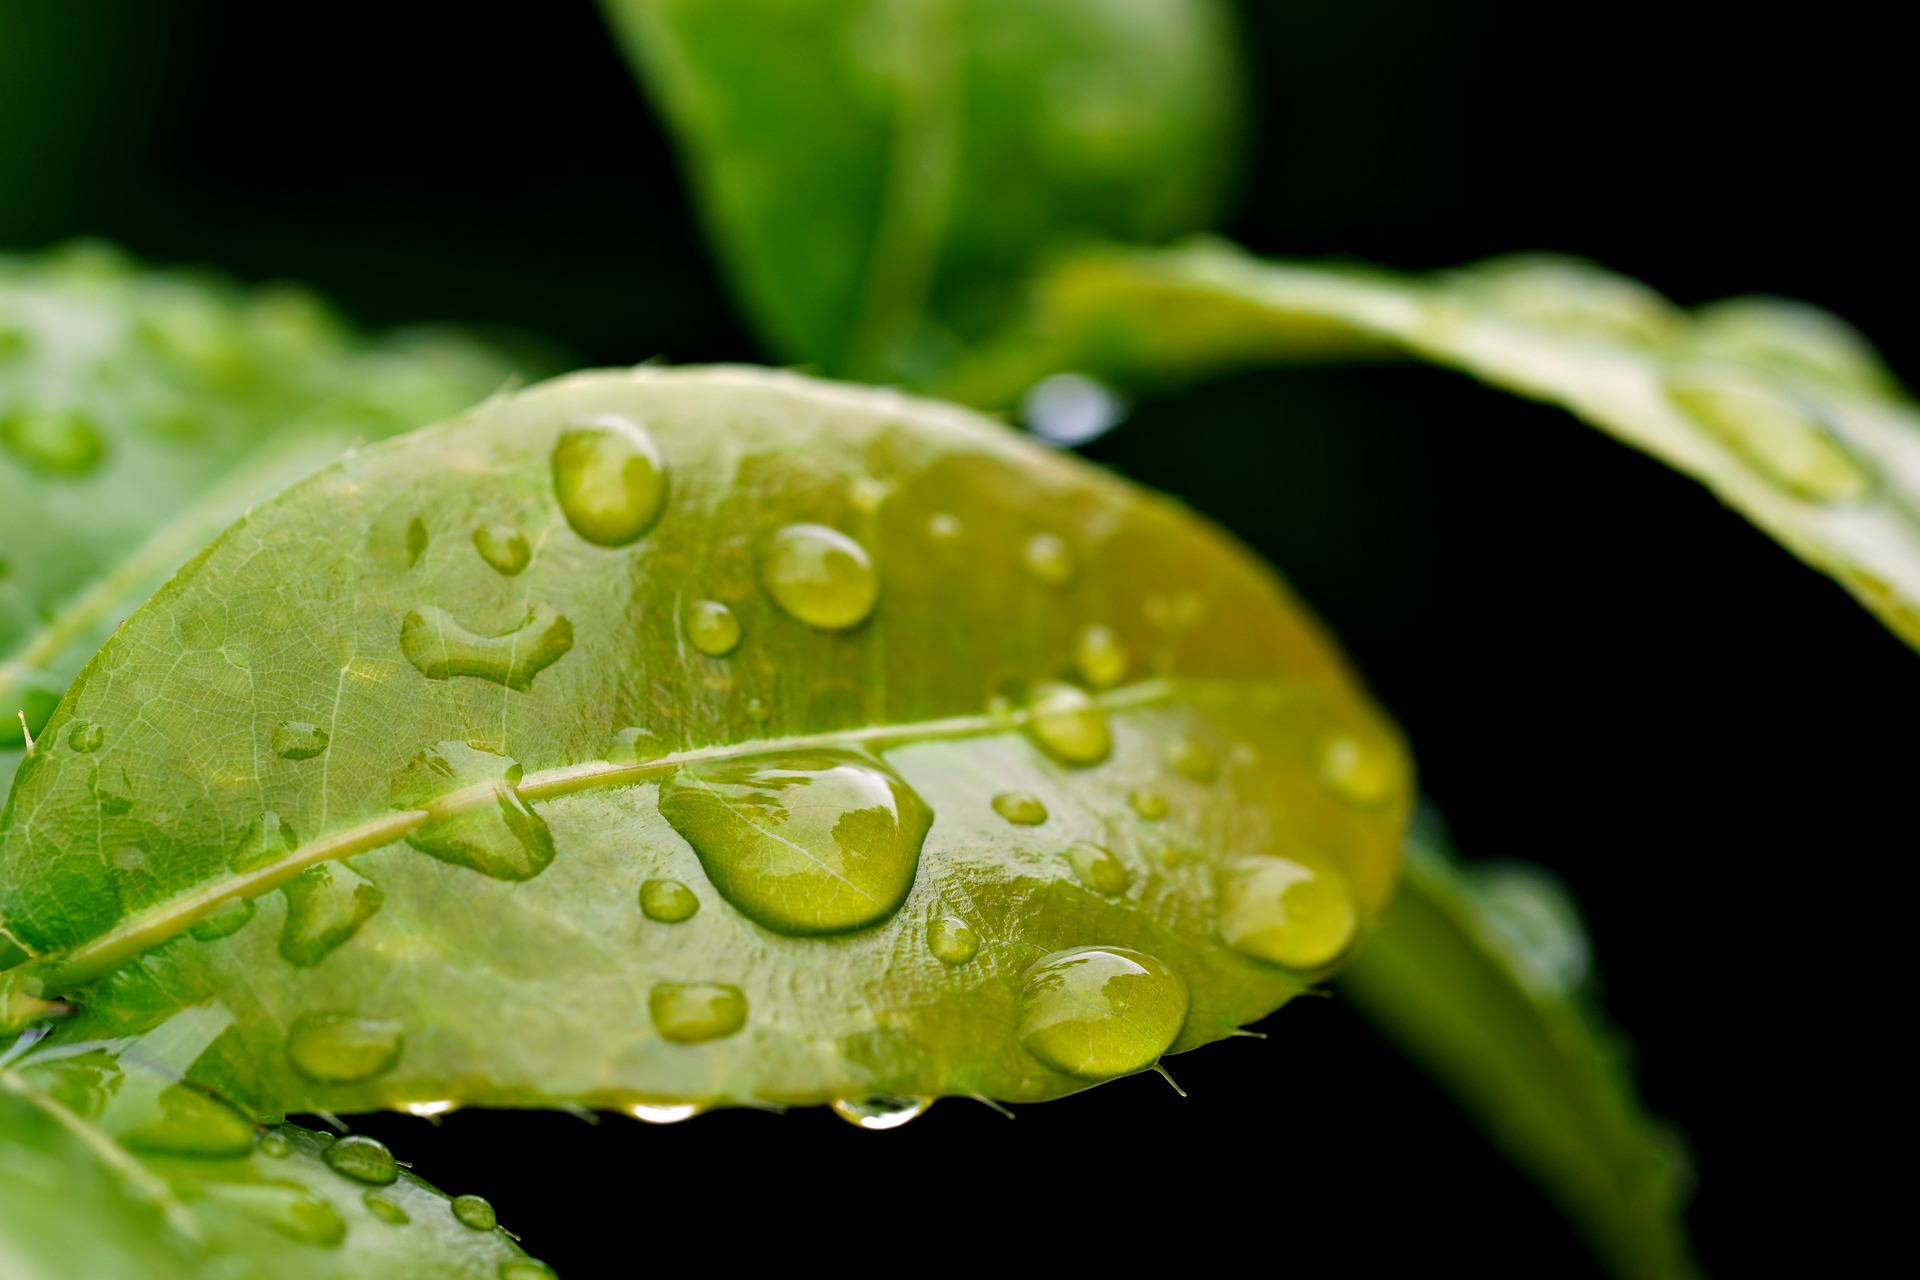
[3,2,1909,1274]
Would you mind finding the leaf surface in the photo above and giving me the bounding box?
[0,366,1409,1118]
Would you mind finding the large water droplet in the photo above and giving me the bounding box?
[272,720,329,761]
[1316,730,1403,810]
[399,603,574,691]
[659,749,930,935]
[1066,841,1130,895]
[1026,682,1111,766]
[392,742,556,881]
[830,1095,932,1130]
[604,726,666,764]
[927,915,979,965]
[0,407,105,476]
[188,897,256,942]
[122,1084,257,1158]
[760,523,878,630]
[287,1013,405,1082]
[472,524,531,576]
[649,981,748,1043]
[1022,532,1074,585]
[68,722,104,754]
[1075,624,1128,689]
[365,1193,410,1225]
[230,811,298,873]
[279,860,383,966]
[639,878,700,923]
[324,1134,399,1186]
[452,1195,497,1231]
[685,599,741,656]
[992,791,1048,825]
[1217,855,1357,970]
[552,414,667,546]
[1016,947,1188,1080]
[1664,365,1871,503]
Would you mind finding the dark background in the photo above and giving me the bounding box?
[4,2,1908,1274]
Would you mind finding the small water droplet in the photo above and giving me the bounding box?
[229,811,298,873]
[287,1013,405,1083]
[627,1103,701,1124]
[1165,736,1218,781]
[1066,841,1130,895]
[405,517,430,567]
[1016,946,1189,1080]
[927,915,980,965]
[365,1193,410,1225]
[67,722,104,753]
[259,1131,292,1158]
[392,742,556,881]
[0,407,105,476]
[927,512,963,543]
[122,1084,257,1158]
[760,523,878,630]
[220,1187,346,1246]
[1128,790,1168,820]
[1217,855,1358,969]
[552,414,668,546]
[649,981,748,1043]
[639,878,700,923]
[272,720,329,761]
[280,860,383,965]
[500,1261,558,1280]
[1020,373,1125,447]
[1074,624,1127,689]
[189,897,257,941]
[745,696,771,724]
[1026,682,1111,765]
[1022,532,1074,585]
[850,476,889,513]
[659,749,930,935]
[684,600,741,656]
[400,603,574,691]
[1316,730,1403,810]
[992,791,1048,824]
[603,726,665,764]
[1664,364,1871,503]
[324,1134,399,1186]
[472,524,531,576]
[452,1195,497,1231]
[830,1095,932,1130]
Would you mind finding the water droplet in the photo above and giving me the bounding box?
[472,524,531,576]
[1217,855,1357,969]
[627,1103,701,1124]
[1316,730,1403,810]
[1066,841,1130,895]
[1022,532,1074,585]
[287,1013,405,1083]
[1015,946,1189,1080]
[324,1134,399,1186]
[850,476,889,513]
[1020,373,1125,447]
[552,414,668,546]
[1026,682,1111,766]
[188,897,256,941]
[68,722,104,753]
[992,791,1048,824]
[0,407,105,476]
[1074,624,1127,689]
[92,769,134,816]
[365,1193,410,1225]
[280,860,383,965]
[745,696,771,724]
[122,1084,256,1158]
[830,1095,933,1130]
[659,749,931,935]
[760,523,878,630]
[1664,365,1871,503]
[639,878,700,923]
[399,603,574,691]
[392,742,556,881]
[452,1195,497,1231]
[649,981,748,1043]
[230,811,298,873]
[1128,790,1167,820]
[272,720,329,761]
[927,512,963,543]
[501,1261,558,1280]
[1165,736,1218,781]
[219,1187,346,1247]
[927,915,979,965]
[684,599,741,656]
[259,1131,292,1158]
[604,726,666,764]
[406,517,430,567]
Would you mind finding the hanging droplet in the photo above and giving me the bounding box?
[1128,789,1168,820]
[272,720,330,761]
[1016,947,1189,1080]
[1664,364,1871,503]
[1217,855,1358,970]
[451,1195,497,1231]
[500,1261,559,1280]
[1165,736,1219,782]
[552,414,668,546]
[927,915,980,965]
[392,741,556,881]
[399,603,574,691]
[992,791,1048,825]
[472,524,532,576]
[229,811,298,873]
[627,1103,701,1124]
[279,860,383,966]
[760,523,878,630]
[122,1084,257,1158]
[659,749,931,935]
[1026,682,1111,766]
[1075,624,1128,689]
[324,1134,399,1186]
[1316,730,1403,810]
[830,1095,932,1130]
[603,726,666,764]
[648,981,748,1043]
[67,722,104,753]
[365,1193,410,1225]
[639,878,700,923]
[0,407,105,476]
[286,1013,405,1083]
[1022,532,1074,585]
[1066,841,1130,895]
[188,897,256,941]
[685,599,742,656]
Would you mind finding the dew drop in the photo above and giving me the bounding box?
[991,791,1048,825]
[1128,789,1168,821]
[603,726,666,764]
[1066,841,1130,895]
[649,981,748,1043]
[1015,946,1188,1080]
[684,599,741,656]
[324,1134,399,1186]
[122,1084,257,1158]
[452,1195,497,1231]
[639,878,700,923]
[926,915,980,965]
[760,523,878,630]
[399,603,574,691]
[188,897,256,942]
[1165,736,1219,782]
[0,407,105,476]
[280,860,383,966]
[501,1261,558,1280]
[259,1131,292,1158]
[627,1103,701,1124]
[229,811,297,873]
[405,517,429,567]
[1316,730,1403,810]
[1664,365,1871,503]
[392,742,556,881]
[1026,681,1111,766]
[67,722,104,753]
[745,696,771,724]
[223,1187,346,1247]
[365,1193,410,1225]
[1075,624,1127,689]
[472,524,532,576]
[552,413,668,546]
[659,749,931,935]
[1217,855,1358,970]
[830,1095,932,1130]
[287,1013,405,1084]
[1022,532,1074,585]
[927,512,963,543]
[272,720,329,761]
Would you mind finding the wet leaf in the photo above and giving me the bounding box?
[0,366,1408,1118]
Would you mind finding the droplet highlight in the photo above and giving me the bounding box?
[627,1103,701,1124]
[760,523,878,630]
[279,860,383,966]
[992,791,1048,825]
[272,720,329,761]
[830,1095,932,1130]
[926,915,980,965]
[286,1013,405,1083]
[1217,855,1358,969]
[1016,947,1189,1080]
[685,599,741,656]
[639,878,700,923]
[1026,682,1111,766]
[472,524,531,576]
[324,1134,399,1186]
[552,414,668,546]
[1022,532,1074,585]
[400,603,574,691]
[649,981,748,1043]
[392,741,556,881]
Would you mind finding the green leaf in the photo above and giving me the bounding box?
[603,0,1240,380]
[0,243,527,791]
[940,238,1920,652]
[1339,819,1697,1280]
[1,1006,546,1278]
[0,366,1409,1120]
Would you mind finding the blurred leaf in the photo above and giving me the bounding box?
[602,0,1240,380]
[1,366,1409,1120]
[1340,819,1697,1280]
